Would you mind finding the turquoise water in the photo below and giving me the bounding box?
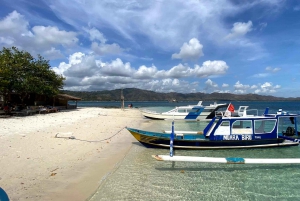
[87,101,300,201]
[90,145,300,201]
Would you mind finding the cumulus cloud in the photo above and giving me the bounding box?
[193,60,229,77]
[33,26,78,47]
[172,38,204,61]
[254,82,281,94]
[84,27,124,55]
[0,11,78,59]
[222,83,229,87]
[134,65,158,79]
[42,47,64,60]
[163,64,192,78]
[232,81,280,94]
[100,58,134,77]
[91,42,123,55]
[234,81,251,94]
[204,79,218,92]
[225,21,253,40]
[84,27,107,43]
[52,51,230,92]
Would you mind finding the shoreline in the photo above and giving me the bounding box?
[0,107,144,201]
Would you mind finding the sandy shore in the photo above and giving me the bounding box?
[0,107,144,201]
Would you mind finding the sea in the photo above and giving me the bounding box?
[76,101,300,201]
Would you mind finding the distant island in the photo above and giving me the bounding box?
[61,88,300,101]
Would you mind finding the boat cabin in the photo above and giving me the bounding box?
[204,108,300,142]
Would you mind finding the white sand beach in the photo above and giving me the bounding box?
[0,107,144,201]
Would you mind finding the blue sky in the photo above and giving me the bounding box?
[0,0,300,97]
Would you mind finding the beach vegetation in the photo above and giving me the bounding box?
[0,46,65,104]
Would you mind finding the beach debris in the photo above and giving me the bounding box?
[51,168,59,172]
[50,173,57,176]
[55,132,74,139]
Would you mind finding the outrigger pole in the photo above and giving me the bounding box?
[152,155,300,164]
[169,121,174,157]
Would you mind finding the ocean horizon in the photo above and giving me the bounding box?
[87,101,300,201]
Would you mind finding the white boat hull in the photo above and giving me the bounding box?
[141,111,211,120]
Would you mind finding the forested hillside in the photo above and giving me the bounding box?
[61,88,300,101]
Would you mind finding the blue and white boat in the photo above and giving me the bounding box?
[127,107,300,149]
[141,101,228,120]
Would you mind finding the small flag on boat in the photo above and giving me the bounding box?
[225,103,234,116]
[228,103,234,112]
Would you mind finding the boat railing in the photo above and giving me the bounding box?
[162,108,179,114]
[140,109,161,114]
[215,108,259,117]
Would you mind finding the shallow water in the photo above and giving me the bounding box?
[90,144,300,201]
[89,101,300,201]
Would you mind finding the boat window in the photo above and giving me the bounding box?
[214,121,230,135]
[203,109,214,112]
[278,117,299,135]
[254,120,276,134]
[232,120,252,134]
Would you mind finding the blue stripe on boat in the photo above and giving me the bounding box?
[184,107,204,119]
[226,157,245,164]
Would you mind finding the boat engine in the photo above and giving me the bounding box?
[284,126,295,136]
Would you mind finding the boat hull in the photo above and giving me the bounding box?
[127,128,299,149]
[141,111,209,120]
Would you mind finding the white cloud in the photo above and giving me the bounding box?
[253,73,269,78]
[193,60,229,77]
[164,64,192,78]
[259,22,267,30]
[254,82,281,94]
[85,27,107,43]
[0,10,32,36]
[222,83,229,87]
[266,66,281,72]
[225,21,253,40]
[91,42,123,55]
[100,58,134,77]
[52,52,230,92]
[205,79,218,90]
[0,11,78,59]
[172,38,204,61]
[234,81,250,94]
[33,26,78,48]
[134,65,158,79]
[43,47,64,60]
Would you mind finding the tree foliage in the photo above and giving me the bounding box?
[0,46,65,103]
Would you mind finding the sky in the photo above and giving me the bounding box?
[0,0,300,97]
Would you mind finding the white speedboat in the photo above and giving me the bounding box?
[141,101,229,120]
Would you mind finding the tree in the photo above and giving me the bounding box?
[0,46,65,104]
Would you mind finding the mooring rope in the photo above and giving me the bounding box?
[71,126,126,143]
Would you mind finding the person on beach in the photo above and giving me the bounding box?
[3,104,10,115]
